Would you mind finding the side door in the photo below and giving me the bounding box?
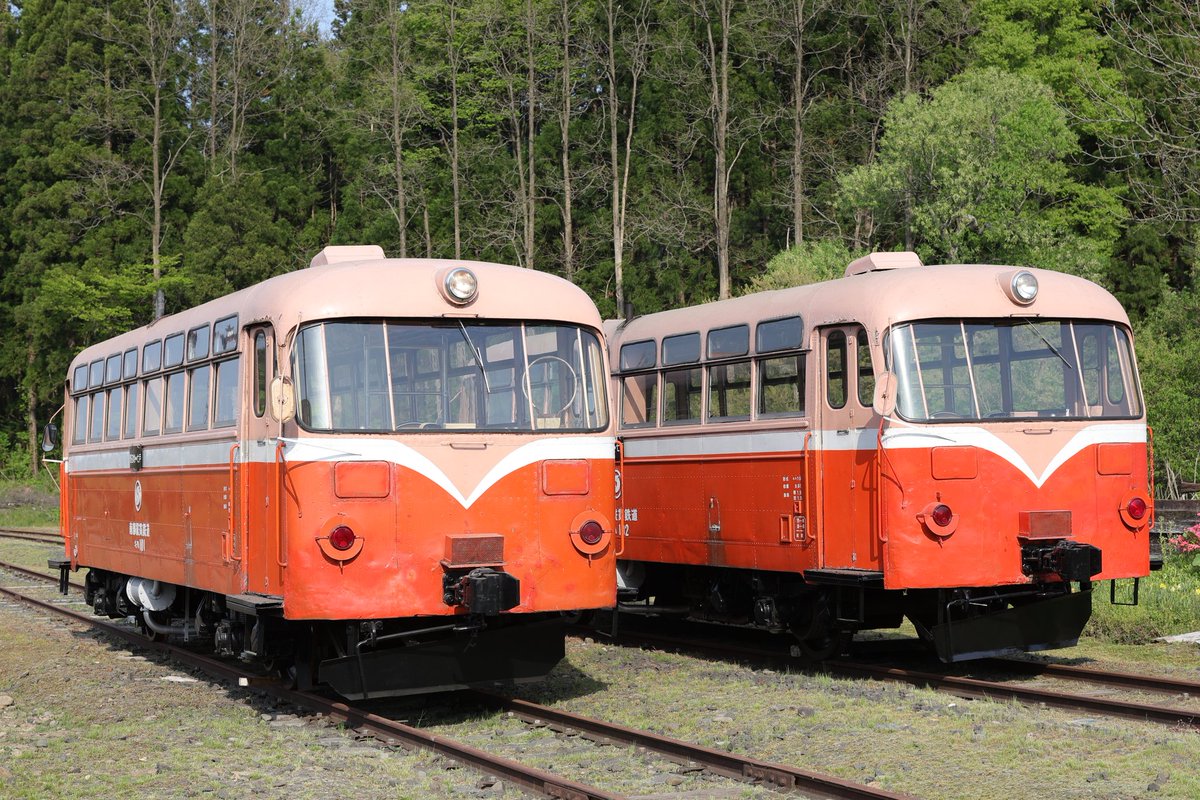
[817,325,880,571]
[240,325,282,595]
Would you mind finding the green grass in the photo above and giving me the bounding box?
[1087,554,1200,643]
[0,472,60,528]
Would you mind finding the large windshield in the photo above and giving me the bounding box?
[887,320,1142,422]
[293,321,609,433]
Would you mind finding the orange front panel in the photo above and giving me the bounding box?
[279,458,615,619]
[880,443,1150,589]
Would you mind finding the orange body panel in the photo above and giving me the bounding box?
[63,452,616,621]
[618,427,1150,590]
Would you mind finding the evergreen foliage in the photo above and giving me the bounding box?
[0,0,1198,482]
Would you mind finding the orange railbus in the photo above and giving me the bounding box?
[53,246,616,697]
[606,252,1150,660]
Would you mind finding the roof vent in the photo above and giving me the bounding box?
[309,245,386,268]
[844,251,923,277]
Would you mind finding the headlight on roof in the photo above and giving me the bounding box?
[1002,269,1038,305]
[441,267,478,305]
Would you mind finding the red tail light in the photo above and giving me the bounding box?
[931,504,953,528]
[579,521,604,546]
[329,525,356,551]
[1126,498,1147,521]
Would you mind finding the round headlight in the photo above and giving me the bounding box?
[1011,270,1038,304]
[443,267,478,304]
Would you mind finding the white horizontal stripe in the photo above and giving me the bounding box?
[68,435,615,511]
[881,422,1146,488]
[620,421,1146,489]
[623,430,808,458]
[278,436,615,508]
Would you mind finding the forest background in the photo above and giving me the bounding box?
[2,0,1200,490]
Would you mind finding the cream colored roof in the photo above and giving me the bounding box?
[69,255,603,383]
[607,263,1131,355]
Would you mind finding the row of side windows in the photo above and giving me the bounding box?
[621,352,806,428]
[69,315,242,446]
[72,357,241,445]
[619,323,874,429]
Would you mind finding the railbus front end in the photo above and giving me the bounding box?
[55,247,618,697]
[608,254,1151,661]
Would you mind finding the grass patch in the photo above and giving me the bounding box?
[1087,554,1200,643]
[0,473,60,528]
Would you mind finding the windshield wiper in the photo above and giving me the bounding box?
[1020,318,1073,369]
[457,321,492,395]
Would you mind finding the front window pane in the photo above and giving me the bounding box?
[293,321,609,433]
[889,320,1143,422]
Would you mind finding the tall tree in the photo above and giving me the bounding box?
[96,0,196,320]
[839,67,1125,276]
[601,0,649,312]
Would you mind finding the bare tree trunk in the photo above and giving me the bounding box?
[605,0,648,313]
[424,205,432,257]
[559,0,574,280]
[389,1,408,257]
[26,346,37,478]
[524,0,537,270]
[207,0,218,161]
[152,77,164,319]
[705,0,733,300]
[447,1,463,259]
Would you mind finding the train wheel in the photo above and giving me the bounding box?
[788,598,850,661]
[789,628,851,661]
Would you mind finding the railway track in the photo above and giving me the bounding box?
[0,557,912,800]
[604,623,1200,731]
[0,526,61,546]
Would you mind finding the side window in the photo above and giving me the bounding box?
[253,331,267,418]
[123,382,140,439]
[619,340,656,371]
[856,327,874,407]
[88,391,105,442]
[164,333,184,369]
[72,395,89,444]
[143,377,163,436]
[164,372,185,434]
[663,367,702,423]
[214,357,240,428]
[826,331,847,409]
[105,386,124,440]
[708,361,751,421]
[621,374,658,428]
[188,365,211,431]
[758,354,805,417]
